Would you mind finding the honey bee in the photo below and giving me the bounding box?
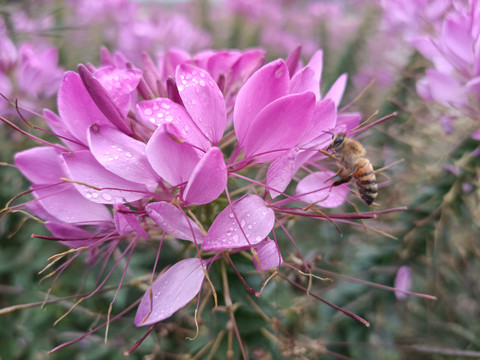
[323,132,377,205]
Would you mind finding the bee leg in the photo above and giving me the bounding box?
[325,168,343,183]
[330,166,356,187]
[332,174,352,187]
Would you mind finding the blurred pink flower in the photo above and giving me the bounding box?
[394,266,412,300]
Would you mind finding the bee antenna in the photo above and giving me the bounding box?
[322,130,334,138]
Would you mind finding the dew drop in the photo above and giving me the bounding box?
[240,219,246,227]
[247,224,253,230]
[255,236,262,242]
[232,234,239,243]
[144,108,153,116]
[161,103,171,110]
[178,85,184,91]
[125,152,133,158]
[229,213,234,218]
[101,193,113,201]
[92,192,99,199]
[199,80,206,87]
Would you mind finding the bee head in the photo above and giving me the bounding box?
[327,132,346,152]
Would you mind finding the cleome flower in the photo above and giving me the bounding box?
[2,46,396,353]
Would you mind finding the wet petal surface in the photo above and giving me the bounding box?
[146,202,204,243]
[134,258,206,326]
[202,194,275,251]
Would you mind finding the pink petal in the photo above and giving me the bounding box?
[472,129,480,141]
[136,98,209,150]
[146,202,204,243]
[183,147,227,205]
[146,124,201,187]
[394,266,412,300]
[114,204,148,239]
[43,109,85,150]
[93,66,142,118]
[14,147,64,184]
[25,198,57,221]
[202,194,275,251]
[296,171,349,208]
[242,91,315,162]
[266,149,296,199]
[31,183,112,223]
[298,98,337,147]
[203,50,240,81]
[285,45,302,76]
[88,125,157,185]
[253,238,283,271]
[324,73,348,107]
[423,69,466,106]
[234,60,290,144]
[176,63,226,145]
[159,48,191,80]
[306,50,323,92]
[335,113,361,133]
[45,221,97,248]
[442,16,473,69]
[57,71,111,145]
[134,258,206,326]
[290,66,318,97]
[228,49,265,89]
[78,65,132,136]
[61,150,149,204]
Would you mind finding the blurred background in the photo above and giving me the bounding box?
[1,0,480,359]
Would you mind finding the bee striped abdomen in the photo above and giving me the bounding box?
[353,157,377,205]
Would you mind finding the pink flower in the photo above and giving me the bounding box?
[0,39,63,116]
[394,266,412,300]
[5,46,388,349]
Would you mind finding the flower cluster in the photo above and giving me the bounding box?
[5,44,394,352]
[380,0,480,135]
[0,19,63,117]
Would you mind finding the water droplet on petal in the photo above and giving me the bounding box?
[101,193,113,201]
